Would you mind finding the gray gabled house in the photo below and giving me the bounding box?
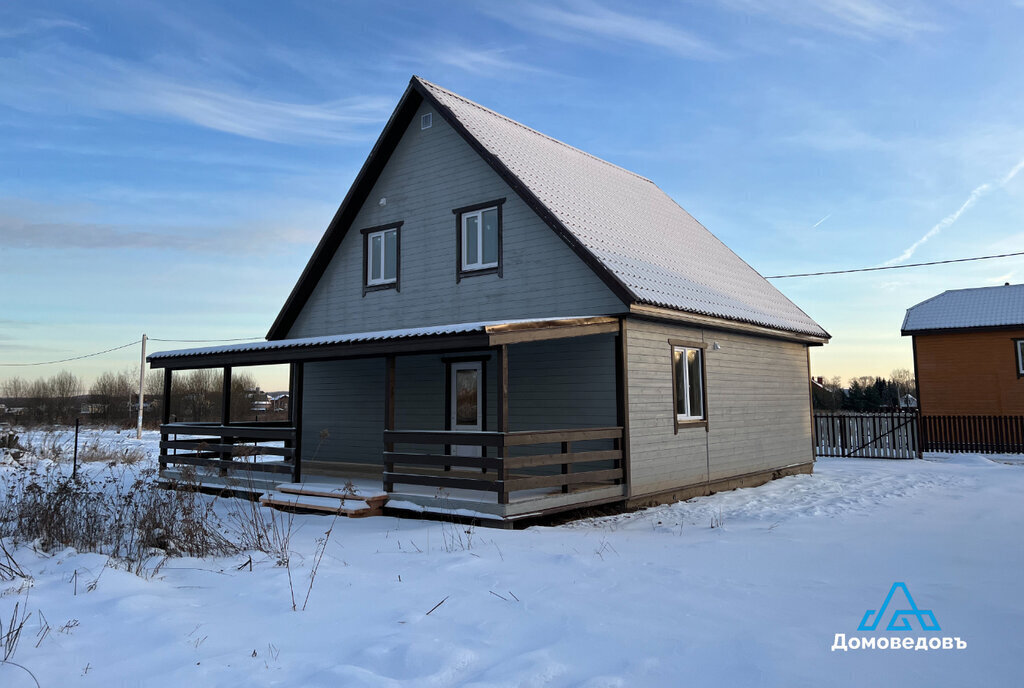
[148,76,830,523]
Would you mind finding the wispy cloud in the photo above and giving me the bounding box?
[720,0,935,40]
[483,1,725,60]
[884,156,1024,265]
[0,17,88,40]
[0,215,321,254]
[428,46,552,78]
[0,42,391,144]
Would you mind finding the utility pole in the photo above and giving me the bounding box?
[137,334,147,439]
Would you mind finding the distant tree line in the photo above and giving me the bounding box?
[812,368,916,412]
[1,367,286,427]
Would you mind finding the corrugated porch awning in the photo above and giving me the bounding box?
[147,316,620,369]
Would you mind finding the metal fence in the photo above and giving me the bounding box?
[814,411,1024,458]
[814,412,919,459]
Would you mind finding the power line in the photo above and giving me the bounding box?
[0,336,263,367]
[148,337,262,343]
[765,250,1024,279]
[0,339,142,367]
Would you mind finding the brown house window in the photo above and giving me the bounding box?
[669,339,708,431]
[1016,339,1024,377]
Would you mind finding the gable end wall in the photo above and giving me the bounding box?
[287,101,624,338]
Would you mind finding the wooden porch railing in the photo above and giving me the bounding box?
[159,422,299,482]
[382,427,624,504]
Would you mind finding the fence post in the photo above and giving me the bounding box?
[73,417,80,478]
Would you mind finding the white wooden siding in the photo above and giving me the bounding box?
[626,318,812,497]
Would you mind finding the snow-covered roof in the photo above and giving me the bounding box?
[902,284,1024,333]
[415,77,828,339]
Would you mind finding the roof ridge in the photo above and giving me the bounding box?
[413,76,655,185]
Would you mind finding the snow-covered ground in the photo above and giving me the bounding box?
[1,427,1021,686]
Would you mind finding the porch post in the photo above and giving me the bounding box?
[383,355,395,492]
[221,366,232,426]
[616,318,630,492]
[220,366,232,474]
[497,344,509,505]
[160,368,172,471]
[290,361,304,483]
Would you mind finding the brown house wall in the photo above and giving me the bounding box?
[914,330,1024,415]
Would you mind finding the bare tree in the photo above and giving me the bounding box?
[90,370,134,424]
[1,377,27,402]
[50,371,81,424]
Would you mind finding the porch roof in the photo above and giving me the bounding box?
[147,316,620,369]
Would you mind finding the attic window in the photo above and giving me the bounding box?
[421,113,432,129]
[361,222,402,295]
[453,199,505,281]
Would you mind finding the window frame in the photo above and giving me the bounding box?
[453,198,505,281]
[361,222,402,296]
[1015,338,1024,378]
[669,339,708,433]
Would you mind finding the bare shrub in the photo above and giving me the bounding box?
[76,440,146,465]
[1,596,30,662]
[0,464,236,567]
[0,539,24,581]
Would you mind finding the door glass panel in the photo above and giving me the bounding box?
[464,215,479,267]
[687,348,703,418]
[455,369,478,425]
[482,208,498,265]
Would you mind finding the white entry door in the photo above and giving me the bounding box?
[450,361,483,457]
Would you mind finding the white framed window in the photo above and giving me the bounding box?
[672,344,705,424]
[361,223,401,295]
[1016,339,1024,377]
[461,208,499,270]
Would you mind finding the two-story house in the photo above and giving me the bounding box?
[148,77,830,524]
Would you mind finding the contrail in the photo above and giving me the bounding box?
[884,156,1024,266]
[812,213,832,228]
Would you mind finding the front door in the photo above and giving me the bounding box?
[450,361,483,457]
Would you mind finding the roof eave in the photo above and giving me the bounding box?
[629,304,830,344]
[902,324,1024,337]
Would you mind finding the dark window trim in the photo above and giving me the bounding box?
[361,221,403,297]
[1015,338,1024,378]
[669,339,709,434]
[454,198,505,282]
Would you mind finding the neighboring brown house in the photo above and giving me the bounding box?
[902,284,1024,415]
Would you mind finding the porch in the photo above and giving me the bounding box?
[148,317,630,522]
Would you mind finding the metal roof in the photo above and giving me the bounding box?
[902,283,1024,333]
[148,317,604,362]
[416,77,828,339]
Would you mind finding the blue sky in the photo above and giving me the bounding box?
[2,0,1023,390]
